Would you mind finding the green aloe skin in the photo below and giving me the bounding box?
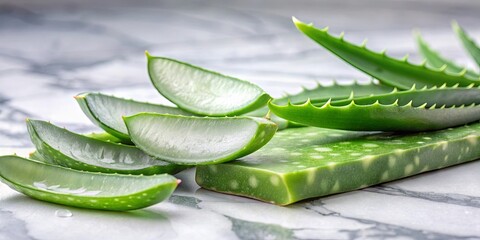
[76,92,191,142]
[27,119,186,175]
[453,21,480,68]
[196,123,480,205]
[0,155,179,211]
[125,113,278,165]
[292,17,480,89]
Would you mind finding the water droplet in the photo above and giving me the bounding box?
[55,209,73,218]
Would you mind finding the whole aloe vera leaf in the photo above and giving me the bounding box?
[76,92,191,142]
[124,113,277,165]
[0,155,179,211]
[27,119,186,175]
[416,32,479,79]
[452,21,480,68]
[293,17,480,89]
[269,86,480,131]
[146,52,271,116]
[196,123,480,205]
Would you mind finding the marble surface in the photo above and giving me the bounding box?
[1,0,480,239]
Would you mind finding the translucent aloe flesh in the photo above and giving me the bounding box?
[146,53,271,116]
[0,155,179,211]
[293,17,480,89]
[196,123,480,205]
[76,92,191,142]
[416,33,479,79]
[124,113,277,165]
[453,21,480,68]
[269,86,480,131]
[27,119,186,175]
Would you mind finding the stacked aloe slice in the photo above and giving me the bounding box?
[2,18,480,210]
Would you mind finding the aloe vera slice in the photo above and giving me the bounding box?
[0,155,179,211]
[27,119,186,175]
[269,86,480,131]
[124,113,277,165]
[196,123,480,205]
[416,32,479,79]
[293,17,480,89]
[146,53,271,116]
[76,92,191,142]
[452,21,480,68]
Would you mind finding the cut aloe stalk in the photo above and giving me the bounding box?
[76,92,191,142]
[196,123,480,205]
[146,52,271,116]
[0,155,179,211]
[27,119,186,175]
[269,85,480,131]
[453,21,480,68]
[415,32,479,79]
[124,113,277,165]
[293,17,480,89]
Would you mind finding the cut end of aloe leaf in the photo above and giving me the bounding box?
[124,113,277,165]
[0,155,178,211]
[146,55,271,116]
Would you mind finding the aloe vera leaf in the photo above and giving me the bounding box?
[196,123,480,205]
[248,81,394,129]
[415,32,479,79]
[146,52,271,116]
[292,17,480,89]
[269,86,480,131]
[84,131,124,144]
[0,155,179,211]
[27,119,186,175]
[124,113,277,165]
[452,21,480,68]
[76,92,191,142]
[29,151,50,163]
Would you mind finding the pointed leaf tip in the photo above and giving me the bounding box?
[145,50,152,59]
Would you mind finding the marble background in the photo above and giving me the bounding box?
[1,0,480,239]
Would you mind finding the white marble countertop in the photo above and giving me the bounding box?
[1,0,480,239]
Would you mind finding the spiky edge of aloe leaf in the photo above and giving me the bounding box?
[415,31,479,79]
[268,88,480,131]
[317,83,480,108]
[146,52,272,117]
[249,80,393,129]
[292,17,480,89]
[452,21,480,68]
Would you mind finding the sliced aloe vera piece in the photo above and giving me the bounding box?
[269,85,480,131]
[0,155,179,211]
[27,119,186,175]
[146,53,271,116]
[76,92,191,142]
[415,32,479,79]
[453,21,480,68]
[124,113,277,165]
[293,17,480,89]
[196,123,480,205]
